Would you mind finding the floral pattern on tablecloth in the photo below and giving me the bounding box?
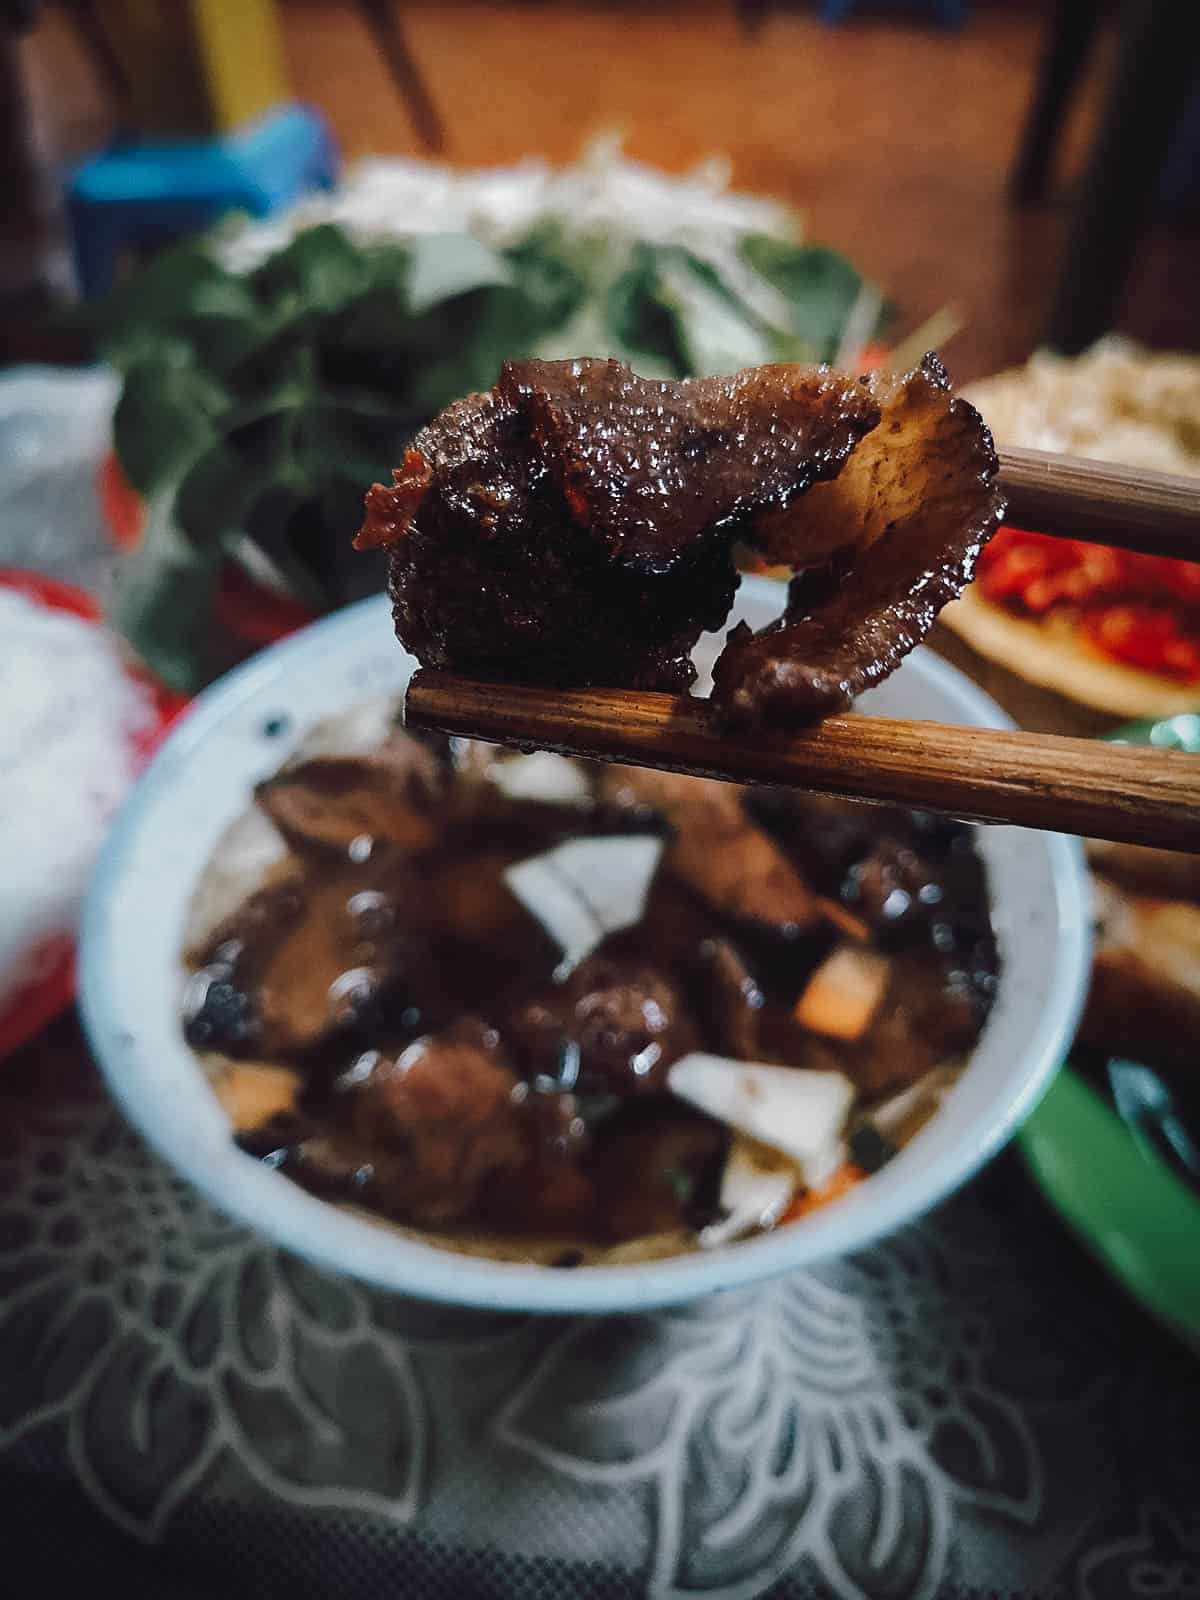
[0,1062,1196,1600]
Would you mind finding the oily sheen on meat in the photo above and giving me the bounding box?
[357,355,1003,725]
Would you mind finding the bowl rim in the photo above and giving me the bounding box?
[80,583,1092,1313]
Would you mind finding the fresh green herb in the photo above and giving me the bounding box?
[741,236,880,363]
[88,218,885,691]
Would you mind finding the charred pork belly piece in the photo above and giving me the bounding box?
[357,354,1001,725]
[596,765,821,933]
[255,733,446,856]
[837,953,983,1099]
[357,357,880,694]
[711,355,1003,725]
[587,1101,729,1242]
[508,955,697,1096]
[346,1019,528,1223]
[184,857,448,1059]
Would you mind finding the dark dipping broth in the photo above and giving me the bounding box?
[183,713,999,1265]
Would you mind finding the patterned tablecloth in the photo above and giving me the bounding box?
[2,1016,1197,1600]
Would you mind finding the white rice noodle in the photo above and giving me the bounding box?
[0,591,155,1008]
[216,139,799,280]
[964,337,1200,477]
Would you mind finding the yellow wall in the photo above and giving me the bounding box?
[100,0,290,136]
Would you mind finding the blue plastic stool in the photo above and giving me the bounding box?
[67,104,338,298]
[820,0,966,25]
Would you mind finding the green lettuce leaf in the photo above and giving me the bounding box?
[90,213,886,688]
[740,235,882,362]
[112,357,230,494]
[109,493,226,693]
[405,233,513,315]
[653,249,778,375]
[251,223,372,318]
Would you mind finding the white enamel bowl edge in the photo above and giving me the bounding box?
[80,579,1091,1313]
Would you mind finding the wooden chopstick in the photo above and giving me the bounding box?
[406,671,1200,853]
[405,449,1199,849]
[996,446,1199,562]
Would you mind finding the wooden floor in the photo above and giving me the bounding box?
[24,0,1200,382]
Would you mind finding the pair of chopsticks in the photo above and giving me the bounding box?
[406,447,1200,853]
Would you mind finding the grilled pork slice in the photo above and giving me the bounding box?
[358,355,1001,726]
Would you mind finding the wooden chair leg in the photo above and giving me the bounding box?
[734,0,771,34]
[1045,0,1199,354]
[354,0,445,154]
[1009,0,1104,206]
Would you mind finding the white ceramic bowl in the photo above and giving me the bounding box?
[80,580,1091,1313]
